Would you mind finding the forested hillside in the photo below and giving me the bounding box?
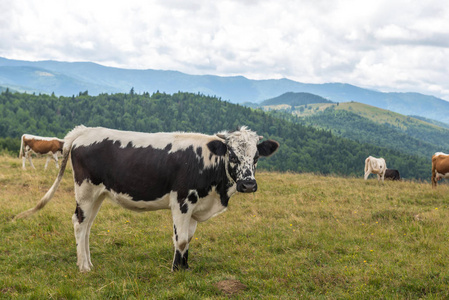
[0,90,430,179]
[263,100,449,160]
[303,108,449,158]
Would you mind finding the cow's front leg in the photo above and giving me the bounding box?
[26,153,36,169]
[44,156,51,170]
[170,192,196,271]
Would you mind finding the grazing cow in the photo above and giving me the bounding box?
[14,125,279,272]
[385,169,401,181]
[19,134,64,170]
[364,156,387,182]
[431,152,449,187]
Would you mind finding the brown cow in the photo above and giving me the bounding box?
[431,152,449,187]
[19,134,64,170]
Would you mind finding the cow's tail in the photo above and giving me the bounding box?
[19,135,24,158]
[14,125,88,220]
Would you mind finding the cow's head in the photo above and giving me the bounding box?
[208,127,279,193]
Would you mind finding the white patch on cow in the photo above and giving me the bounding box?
[436,171,449,180]
[23,134,63,142]
[71,127,211,151]
[434,152,449,157]
[190,187,228,222]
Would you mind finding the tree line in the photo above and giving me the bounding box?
[0,89,430,180]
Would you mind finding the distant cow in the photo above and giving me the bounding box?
[14,125,279,272]
[19,134,64,170]
[385,169,401,181]
[364,156,387,182]
[431,152,449,187]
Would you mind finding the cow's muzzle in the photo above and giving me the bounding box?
[237,180,258,193]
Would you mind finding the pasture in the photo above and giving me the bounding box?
[1,154,449,298]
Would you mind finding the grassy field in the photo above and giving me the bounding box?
[2,155,449,299]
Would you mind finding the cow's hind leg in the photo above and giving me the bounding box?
[52,153,59,169]
[73,185,105,272]
[364,169,371,180]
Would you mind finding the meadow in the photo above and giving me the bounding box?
[1,155,449,299]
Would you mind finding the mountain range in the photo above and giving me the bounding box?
[1,56,449,124]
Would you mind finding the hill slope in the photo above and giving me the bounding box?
[1,57,449,124]
[262,101,449,158]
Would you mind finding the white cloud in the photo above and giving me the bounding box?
[1,0,449,100]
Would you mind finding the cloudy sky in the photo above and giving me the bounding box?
[1,0,449,100]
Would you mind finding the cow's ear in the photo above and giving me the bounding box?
[257,140,279,157]
[207,140,227,156]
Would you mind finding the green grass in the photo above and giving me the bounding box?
[2,155,449,298]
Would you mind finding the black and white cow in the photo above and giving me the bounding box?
[14,125,279,272]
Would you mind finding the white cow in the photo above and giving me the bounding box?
[364,156,387,182]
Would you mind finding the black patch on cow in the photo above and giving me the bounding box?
[173,249,189,271]
[164,143,172,151]
[197,185,213,198]
[227,161,238,182]
[207,140,227,156]
[188,192,198,204]
[71,139,230,205]
[74,203,85,224]
[196,147,202,157]
[179,200,189,214]
[174,225,178,241]
[257,140,279,157]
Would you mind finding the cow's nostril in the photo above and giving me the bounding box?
[237,180,257,193]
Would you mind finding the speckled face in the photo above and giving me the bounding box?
[223,127,261,193]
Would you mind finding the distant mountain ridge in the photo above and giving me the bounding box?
[1,56,449,124]
[261,92,333,106]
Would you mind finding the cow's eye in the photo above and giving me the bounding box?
[254,155,259,164]
[229,154,239,164]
